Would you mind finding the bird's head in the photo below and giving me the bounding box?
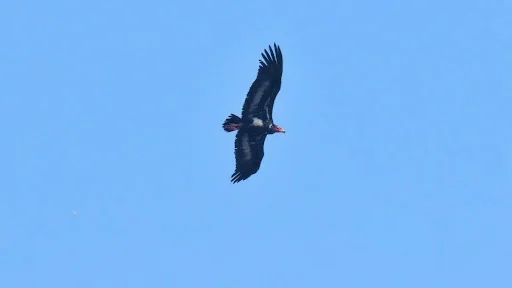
[270,124,286,134]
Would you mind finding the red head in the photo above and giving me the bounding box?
[272,124,286,133]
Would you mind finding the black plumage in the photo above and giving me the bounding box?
[222,43,286,183]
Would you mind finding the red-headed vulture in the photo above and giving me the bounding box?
[222,43,286,183]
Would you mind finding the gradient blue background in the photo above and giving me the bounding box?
[1,0,511,287]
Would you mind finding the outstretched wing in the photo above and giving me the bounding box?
[231,130,268,183]
[262,44,283,120]
[241,43,283,121]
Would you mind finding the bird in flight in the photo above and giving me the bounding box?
[222,43,286,183]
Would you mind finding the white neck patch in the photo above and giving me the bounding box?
[252,118,264,126]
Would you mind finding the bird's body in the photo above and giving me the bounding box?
[222,43,286,183]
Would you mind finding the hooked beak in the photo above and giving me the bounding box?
[272,124,286,133]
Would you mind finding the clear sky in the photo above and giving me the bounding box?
[1,0,511,287]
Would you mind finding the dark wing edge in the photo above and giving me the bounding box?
[241,43,284,120]
[263,43,283,119]
[231,131,268,183]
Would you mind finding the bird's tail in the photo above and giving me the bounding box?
[222,114,242,132]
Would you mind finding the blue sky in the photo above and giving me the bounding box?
[1,0,511,287]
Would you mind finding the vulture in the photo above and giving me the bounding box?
[222,43,286,183]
